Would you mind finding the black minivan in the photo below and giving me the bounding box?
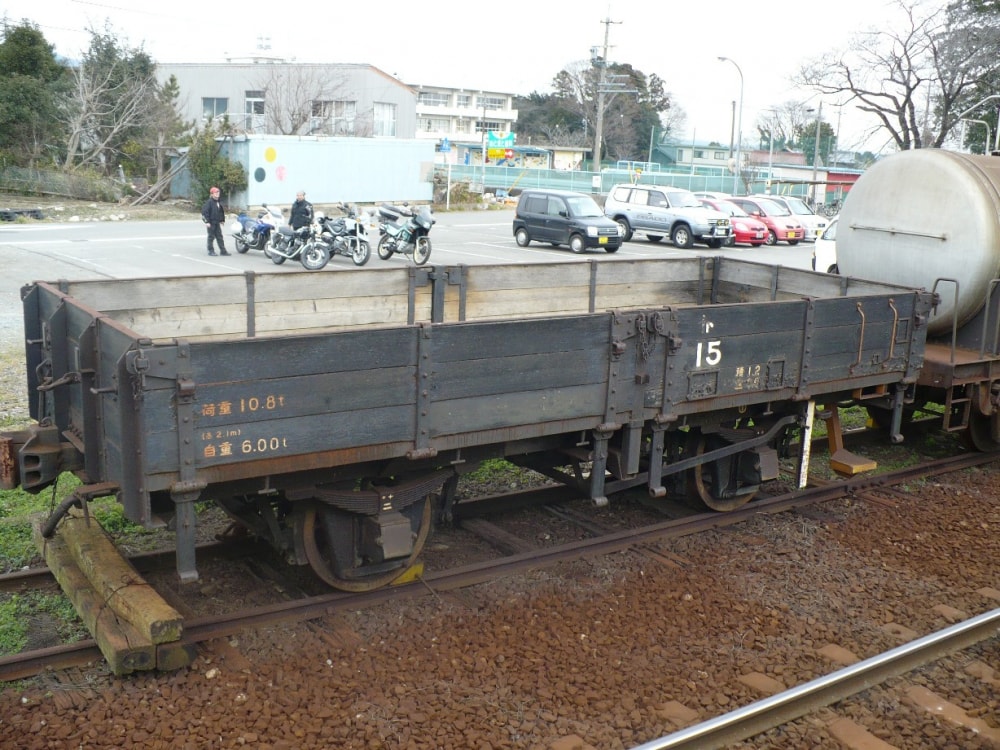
[512,189,622,253]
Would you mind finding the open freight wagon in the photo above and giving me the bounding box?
[1,258,935,590]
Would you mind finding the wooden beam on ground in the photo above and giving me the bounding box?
[58,509,183,644]
[33,522,155,676]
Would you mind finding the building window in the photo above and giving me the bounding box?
[244,91,265,131]
[456,94,472,108]
[694,150,706,159]
[418,117,450,132]
[245,91,264,112]
[312,100,356,135]
[714,151,727,160]
[202,97,228,120]
[417,91,450,107]
[476,95,505,111]
[374,102,396,137]
[475,119,503,134]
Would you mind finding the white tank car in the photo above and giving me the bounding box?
[838,149,1000,336]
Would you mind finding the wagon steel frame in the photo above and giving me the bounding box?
[0,258,935,583]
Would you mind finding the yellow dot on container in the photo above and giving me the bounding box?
[264,147,277,162]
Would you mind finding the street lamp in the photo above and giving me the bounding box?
[762,109,778,194]
[480,93,487,194]
[718,56,743,195]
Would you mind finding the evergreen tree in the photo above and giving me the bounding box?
[186,121,247,200]
[0,21,69,166]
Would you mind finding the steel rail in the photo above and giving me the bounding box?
[631,608,1000,750]
[2,450,996,682]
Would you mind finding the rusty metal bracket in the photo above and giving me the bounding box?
[851,302,867,372]
[36,371,81,392]
[887,298,898,362]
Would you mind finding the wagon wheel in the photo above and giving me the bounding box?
[298,496,433,592]
[687,433,758,512]
[964,410,1000,452]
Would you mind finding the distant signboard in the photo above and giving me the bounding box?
[487,131,515,148]
[486,131,515,160]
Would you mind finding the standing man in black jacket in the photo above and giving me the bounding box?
[288,191,314,230]
[201,186,230,256]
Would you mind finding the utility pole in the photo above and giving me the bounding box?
[480,94,487,193]
[810,101,823,206]
[592,14,621,171]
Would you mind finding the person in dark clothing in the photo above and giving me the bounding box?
[288,191,314,230]
[201,186,230,256]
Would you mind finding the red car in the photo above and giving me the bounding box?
[700,198,768,247]
[725,197,805,246]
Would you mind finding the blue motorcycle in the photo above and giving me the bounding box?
[231,204,283,253]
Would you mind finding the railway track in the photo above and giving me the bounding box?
[634,608,1000,749]
[3,450,995,684]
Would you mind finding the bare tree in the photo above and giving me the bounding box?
[61,54,157,171]
[252,65,359,136]
[797,0,1000,151]
[753,102,816,151]
[660,102,687,142]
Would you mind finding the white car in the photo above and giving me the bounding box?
[812,217,838,274]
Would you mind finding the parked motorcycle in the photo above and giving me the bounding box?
[266,222,330,270]
[231,204,283,253]
[315,204,371,266]
[376,203,435,265]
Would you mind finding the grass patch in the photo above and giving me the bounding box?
[457,458,549,497]
[0,473,158,569]
[0,518,38,572]
[0,480,83,573]
[0,591,86,656]
[462,458,525,483]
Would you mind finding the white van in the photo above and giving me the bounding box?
[811,217,838,273]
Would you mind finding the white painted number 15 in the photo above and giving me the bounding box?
[695,340,722,367]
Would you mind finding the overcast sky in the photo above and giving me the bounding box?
[4,0,902,152]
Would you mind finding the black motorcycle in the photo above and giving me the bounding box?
[315,204,371,266]
[266,222,330,271]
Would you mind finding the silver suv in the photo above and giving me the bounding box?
[604,184,733,248]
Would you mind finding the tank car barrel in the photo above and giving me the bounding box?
[838,148,1000,451]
